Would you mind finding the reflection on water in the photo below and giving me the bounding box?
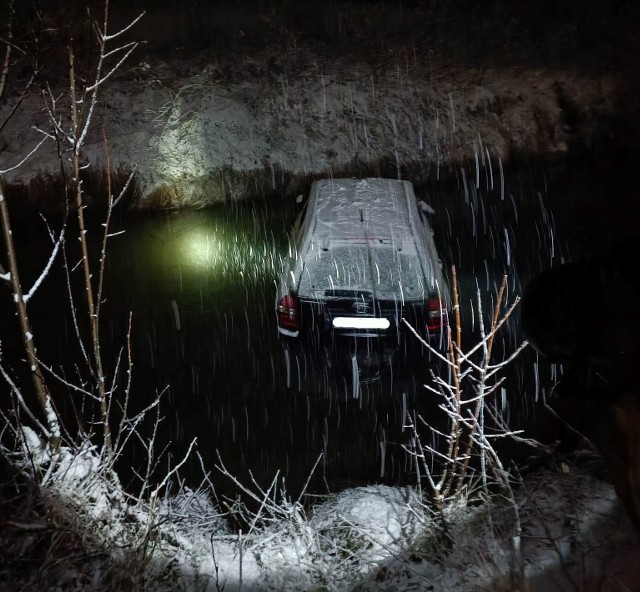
[1,160,579,500]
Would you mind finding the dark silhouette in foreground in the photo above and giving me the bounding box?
[522,238,640,530]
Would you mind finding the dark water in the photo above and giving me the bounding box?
[2,152,634,501]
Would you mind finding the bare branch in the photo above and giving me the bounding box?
[23,222,65,303]
[0,182,60,449]
[103,11,145,41]
[401,318,452,365]
[150,438,198,502]
[113,167,136,207]
[0,135,50,175]
[85,42,138,93]
[0,358,50,436]
[462,296,521,360]
[0,72,36,135]
[0,17,13,101]
[38,363,95,400]
[0,36,25,55]
[102,40,137,61]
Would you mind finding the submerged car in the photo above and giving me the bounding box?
[276,177,450,353]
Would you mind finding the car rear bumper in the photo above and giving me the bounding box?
[278,298,447,346]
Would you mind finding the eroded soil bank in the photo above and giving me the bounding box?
[1,0,638,212]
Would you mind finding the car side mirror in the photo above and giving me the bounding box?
[418,200,435,214]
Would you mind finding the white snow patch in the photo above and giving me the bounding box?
[19,426,50,466]
[8,441,639,592]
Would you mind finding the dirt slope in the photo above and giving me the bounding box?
[0,0,634,210]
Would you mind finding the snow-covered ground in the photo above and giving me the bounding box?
[2,437,638,591]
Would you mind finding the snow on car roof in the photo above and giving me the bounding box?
[298,244,427,302]
[295,178,435,301]
[312,178,416,244]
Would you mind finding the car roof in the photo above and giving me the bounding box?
[310,178,417,245]
[293,178,442,302]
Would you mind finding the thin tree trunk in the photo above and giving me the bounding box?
[68,43,111,456]
[0,185,60,450]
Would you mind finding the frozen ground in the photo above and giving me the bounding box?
[2,442,639,591]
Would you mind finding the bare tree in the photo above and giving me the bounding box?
[402,269,543,507]
[0,0,141,461]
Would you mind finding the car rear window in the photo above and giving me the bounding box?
[297,243,429,302]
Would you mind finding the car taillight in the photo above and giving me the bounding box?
[277,294,300,330]
[426,297,448,332]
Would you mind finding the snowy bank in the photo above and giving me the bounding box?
[3,437,639,591]
[0,51,618,211]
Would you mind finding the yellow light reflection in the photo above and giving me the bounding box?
[179,227,222,269]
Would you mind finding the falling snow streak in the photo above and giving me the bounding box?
[0,156,576,501]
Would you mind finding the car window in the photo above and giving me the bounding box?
[297,244,427,301]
